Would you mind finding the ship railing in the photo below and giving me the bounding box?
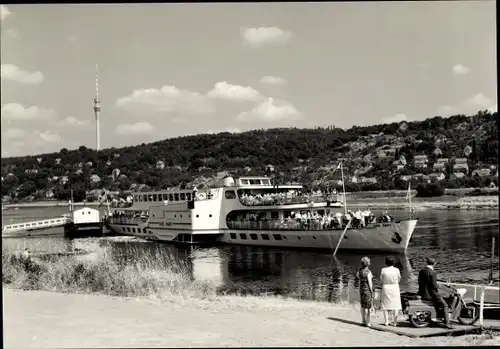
[226,216,376,231]
[239,194,343,207]
[437,281,499,326]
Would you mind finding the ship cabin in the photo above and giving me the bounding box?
[226,176,342,207]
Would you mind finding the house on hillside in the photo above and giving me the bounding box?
[429,173,446,182]
[24,169,38,174]
[472,169,492,178]
[453,163,469,174]
[400,175,412,182]
[434,134,448,145]
[432,162,446,171]
[413,155,428,168]
[351,176,358,183]
[392,160,405,171]
[453,158,469,174]
[433,147,443,157]
[360,177,377,184]
[463,146,473,157]
[156,160,165,170]
[377,150,389,158]
[265,164,275,173]
[451,172,466,180]
[55,158,62,165]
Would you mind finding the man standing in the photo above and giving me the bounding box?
[418,257,453,329]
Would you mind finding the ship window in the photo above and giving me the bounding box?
[132,228,135,232]
[144,195,148,202]
[284,211,291,218]
[196,214,199,218]
[273,234,282,240]
[271,211,279,219]
[180,214,182,218]
[209,214,212,218]
[169,194,174,201]
[180,193,185,200]
[174,193,179,201]
[153,194,158,201]
[241,179,249,185]
[261,234,270,240]
[143,228,147,233]
[240,233,248,240]
[157,194,162,201]
[313,236,317,240]
[186,193,191,201]
[225,190,236,199]
[230,233,237,239]
[250,233,258,240]
[297,236,302,240]
[249,179,261,185]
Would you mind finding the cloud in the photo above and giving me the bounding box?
[1,64,44,84]
[1,103,56,121]
[260,76,286,85]
[40,131,62,143]
[2,128,27,140]
[464,93,495,110]
[236,97,301,123]
[437,93,497,116]
[116,85,214,115]
[452,64,470,76]
[241,27,292,47]
[58,116,89,127]
[0,5,11,21]
[207,81,261,102]
[115,122,154,135]
[381,113,409,124]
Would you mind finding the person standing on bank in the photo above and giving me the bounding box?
[418,257,453,329]
[356,256,374,327]
[380,256,402,326]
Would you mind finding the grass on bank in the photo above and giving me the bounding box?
[1,241,357,307]
[2,242,219,300]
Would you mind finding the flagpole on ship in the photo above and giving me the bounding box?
[408,182,412,220]
[340,161,347,215]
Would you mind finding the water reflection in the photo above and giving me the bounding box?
[2,207,498,303]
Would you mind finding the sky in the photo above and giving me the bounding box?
[0,2,497,158]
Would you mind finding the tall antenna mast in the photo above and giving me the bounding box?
[94,64,101,151]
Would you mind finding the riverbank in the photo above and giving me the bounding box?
[349,195,498,210]
[3,288,499,348]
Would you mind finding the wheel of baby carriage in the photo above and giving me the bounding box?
[409,311,432,328]
[458,302,480,325]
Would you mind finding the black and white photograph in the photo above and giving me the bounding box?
[1,1,499,347]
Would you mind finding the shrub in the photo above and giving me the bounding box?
[416,183,445,198]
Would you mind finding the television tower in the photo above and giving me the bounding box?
[94,64,101,151]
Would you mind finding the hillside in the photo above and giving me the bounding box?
[1,110,498,202]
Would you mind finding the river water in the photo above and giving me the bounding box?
[2,206,499,303]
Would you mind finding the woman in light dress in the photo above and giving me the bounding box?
[356,256,374,327]
[380,256,402,326]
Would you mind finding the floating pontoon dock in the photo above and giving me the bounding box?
[2,217,70,237]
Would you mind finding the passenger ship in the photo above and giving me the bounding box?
[145,176,418,253]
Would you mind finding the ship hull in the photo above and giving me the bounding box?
[150,220,417,253]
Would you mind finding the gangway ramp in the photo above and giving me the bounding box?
[2,217,70,237]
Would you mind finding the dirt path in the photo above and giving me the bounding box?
[3,288,498,348]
